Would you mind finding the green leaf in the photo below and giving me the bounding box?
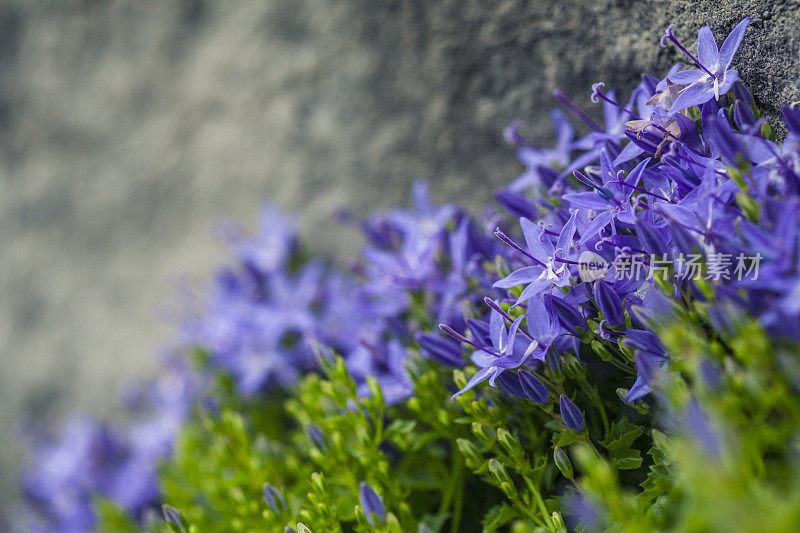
[481,503,518,532]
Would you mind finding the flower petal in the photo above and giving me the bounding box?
[718,17,751,70]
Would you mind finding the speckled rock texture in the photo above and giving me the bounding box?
[0,0,797,522]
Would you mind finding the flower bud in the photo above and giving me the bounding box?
[457,437,483,466]
[263,483,286,513]
[488,458,512,486]
[417,332,465,367]
[560,395,585,432]
[518,370,548,404]
[553,446,574,479]
[496,428,523,458]
[594,280,624,328]
[591,340,614,362]
[359,482,385,525]
[496,371,526,399]
[471,422,494,446]
[162,505,187,533]
[545,295,585,336]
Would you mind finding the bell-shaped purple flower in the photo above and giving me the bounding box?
[594,280,624,328]
[518,370,548,404]
[359,482,385,525]
[560,395,585,432]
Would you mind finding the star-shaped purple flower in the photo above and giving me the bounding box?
[662,18,751,114]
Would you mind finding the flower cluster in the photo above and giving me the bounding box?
[20,16,800,533]
[21,355,199,531]
[439,15,800,419]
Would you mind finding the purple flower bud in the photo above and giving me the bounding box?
[669,220,699,255]
[545,295,585,336]
[782,105,800,136]
[307,423,326,450]
[518,370,548,404]
[359,482,385,525]
[466,318,492,346]
[495,190,538,220]
[733,100,755,131]
[634,217,669,257]
[439,323,471,345]
[705,111,745,164]
[162,505,186,532]
[733,82,753,106]
[594,280,624,328]
[626,351,660,403]
[560,395,585,432]
[496,371,527,399]
[623,329,666,357]
[417,332,465,367]
[684,399,720,456]
[263,484,286,513]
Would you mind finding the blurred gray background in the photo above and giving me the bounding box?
[1,0,798,522]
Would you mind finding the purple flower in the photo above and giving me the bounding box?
[560,395,585,432]
[663,18,752,113]
[504,110,575,192]
[493,211,579,306]
[563,151,650,245]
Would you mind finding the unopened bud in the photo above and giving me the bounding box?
[553,447,574,479]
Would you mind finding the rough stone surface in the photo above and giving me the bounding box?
[1,0,798,522]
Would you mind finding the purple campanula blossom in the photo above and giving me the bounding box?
[26,16,800,530]
[493,210,579,306]
[663,18,751,113]
[504,110,575,192]
[564,151,651,245]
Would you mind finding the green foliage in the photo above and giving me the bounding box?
[97,299,800,533]
[575,305,800,532]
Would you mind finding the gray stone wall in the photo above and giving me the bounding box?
[1,0,797,523]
